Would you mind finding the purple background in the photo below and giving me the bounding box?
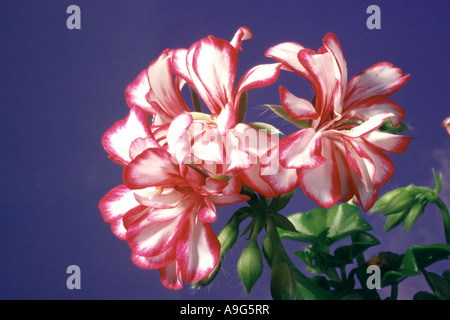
[0,0,449,300]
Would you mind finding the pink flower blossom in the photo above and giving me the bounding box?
[99,107,249,289]
[266,33,412,210]
[443,117,450,135]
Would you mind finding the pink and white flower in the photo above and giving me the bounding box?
[443,117,450,135]
[266,33,412,210]
[99,107,249,289]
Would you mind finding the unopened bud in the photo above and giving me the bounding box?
[237,239,263,294]
[218,218,240,256]
[382,191,414,216]
[403,201,426,231]
[270,260,297,300]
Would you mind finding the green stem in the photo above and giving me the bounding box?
[266,215,336,300]
[433,197,450,245]
[390,283,398,300]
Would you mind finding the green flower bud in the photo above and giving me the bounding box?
[262,232,273,267]
[384,210,408,232]
[403,200,426,231]
[237,239,263,294]
[218,218,240,256]
[371,189,404,213]
[382,191,414,216]
[270,260,297,300]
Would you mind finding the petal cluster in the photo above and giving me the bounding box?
[99,27,286,289]
[266,33,411,210]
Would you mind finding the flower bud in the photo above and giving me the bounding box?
[270,259,297,300]
[237,239,263,294]
[218,218,240,256]
[403,200,426,231]
[382,191,414,216]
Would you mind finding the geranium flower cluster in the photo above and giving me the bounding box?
[99,27,411,289]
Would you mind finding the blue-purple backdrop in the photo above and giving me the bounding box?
[1,0,449,300]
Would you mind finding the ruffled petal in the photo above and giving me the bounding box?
[280,86,319,120]
[191,36,237,114]
[147,49,189,118]
[159,260,183,290]
[362,130,412,154]
[176,213,220,283]
[298,138,341,208]
[99,184,141,222]
[127,210,185,257]
[265,42,309,77]
[124,148,183,189]
[235,63,281,106]
[125,69,153,113]
[230,26,253,51]
[279,128,326,169]
[341,96,405,127]
[167,113,194,166]
[131,246,176,269]
[102,107,155,165]
[345,62,410,107]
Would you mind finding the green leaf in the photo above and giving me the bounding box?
[280,203,371,245]
[413,291,440,300]
[423,271,450,300]
[264,104,309,128]
[296,276,330,300]
[378,119,409,134]
[247,121,282,136]
[381,244,450,287]
[334,232,380,261]
[237,239,263,294]
[238,91,248,123]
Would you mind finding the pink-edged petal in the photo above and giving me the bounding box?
[342,95,405,127]
[176,215,220,283]
[99,184,142,222]
[298,138,341,208]
[134,189,184,209]
[280,86,319,120]
[159,260,183,290]
[351,139,395,185]
[363,130,412,154]
[217,102,237,134]
[202,177,228,194]
[259,145,299,194]
[279,128,326,169]
[197,198,217,223]
[102,107,154,165]
[345,62,410,107]
[127,211,185,257]
[191,124,225,164]
[350,169,379,212]
[230,26,253,51]
[132,246,176,270]
[265,42,310,77]
[239,162,279,198]
[208,193,250,206]
[167,113,193,165]
[333,111,395,139]
[129,136,160,160]
[298,49,339,116]
[235,63,281,107]
[323,33,348,90]
[124,148,182,189]
[125,69,153,113]
[147,49,189,118]
[191,37,237,114]
[333,143,356,202]
[224,129,253,173]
